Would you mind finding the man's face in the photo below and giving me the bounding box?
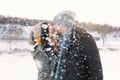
[53,24,68,35]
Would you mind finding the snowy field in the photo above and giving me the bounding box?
[0,38,120,80]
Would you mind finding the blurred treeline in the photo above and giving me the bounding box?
[0,15,120,31]
[0,15,120,41]
[0,15,41,26]
[1,15,120,31]
[75,21,120,45]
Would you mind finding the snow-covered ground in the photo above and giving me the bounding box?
[100,50,120,80]
[0,53,37,80]
[0,38,120,80]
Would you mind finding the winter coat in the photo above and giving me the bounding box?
[31,45,55,80]
[58,26,103,80]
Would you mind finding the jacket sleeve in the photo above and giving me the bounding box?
[81,33,103,80]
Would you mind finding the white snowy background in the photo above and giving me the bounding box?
[0,0,120,80]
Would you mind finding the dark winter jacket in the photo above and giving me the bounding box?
[59,26,103,80]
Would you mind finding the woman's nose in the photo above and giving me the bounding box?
[49,26,55,34]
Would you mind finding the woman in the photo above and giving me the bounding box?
[29,20,57,80]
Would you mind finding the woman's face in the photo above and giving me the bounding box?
[48,24,55,36]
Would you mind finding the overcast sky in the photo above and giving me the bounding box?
[0,0,120,27]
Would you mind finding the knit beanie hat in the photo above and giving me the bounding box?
[53,10,76,27]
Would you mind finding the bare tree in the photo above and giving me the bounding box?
[8,25,23,53]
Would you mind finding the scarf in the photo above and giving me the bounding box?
[54,25,73,80]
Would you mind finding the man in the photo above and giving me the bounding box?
[52,10,103,80]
